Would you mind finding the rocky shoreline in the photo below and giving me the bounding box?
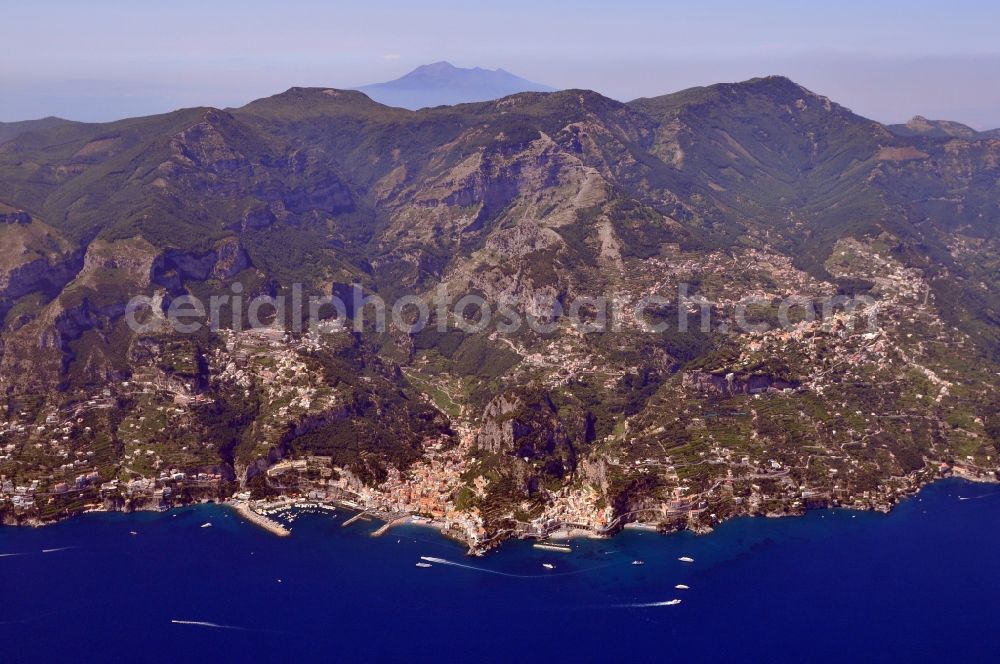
[3,466,997,557]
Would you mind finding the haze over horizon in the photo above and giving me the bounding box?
[4,0,1000,129]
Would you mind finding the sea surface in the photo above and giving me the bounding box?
[3,478,1000,663]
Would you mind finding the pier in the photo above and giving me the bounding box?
[341,511,370,527]
[228,501,291,537]
[370,514,410,537]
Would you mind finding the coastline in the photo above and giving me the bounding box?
[3,470,998,555]
[216,465,998,554]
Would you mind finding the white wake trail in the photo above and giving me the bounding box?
[171,620,251,631]
[419,555,621,578]
[620,599,682,608]
[587,599,683,609]
[419,556,539,578]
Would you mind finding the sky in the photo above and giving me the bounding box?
[3,0,1000,128]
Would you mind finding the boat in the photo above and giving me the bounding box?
[415,562,432,568]
[533,542,572,553]
[542,563,555,570]
[200,522,212,528]
[678,556,694,563]
[664,599,682,606]
[631,560,644,565]
[129,531,138,536]
[675,584,689,590]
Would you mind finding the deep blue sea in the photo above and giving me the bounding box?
[3,478,999,663]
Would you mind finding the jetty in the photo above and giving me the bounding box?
[228,501,291,537]
[341,511,370,527]
[370,513,410,537]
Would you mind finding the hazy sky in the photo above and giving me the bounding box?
[4,0,1000,128]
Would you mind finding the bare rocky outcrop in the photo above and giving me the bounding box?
[170,111,252,174]
[211,237,250,279]
[475,393,524,454]
[80,237,159,288]
[474,390,584,481]
[682,370,800,396]
[483,221,561,257]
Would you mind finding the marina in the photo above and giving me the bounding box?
[226,501,291,537]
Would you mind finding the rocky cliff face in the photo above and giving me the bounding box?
[0,252,80,303]
[682,370,801,396]
[0,217,82,324]
[475,393,522,454]
[475,387,592,487]
[154,237,250,285]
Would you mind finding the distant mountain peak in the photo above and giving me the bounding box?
[356,62,555,109]
[415,60,456,70]
[409,61,455,74]
[737,75,817,99]
[889,115,988,140]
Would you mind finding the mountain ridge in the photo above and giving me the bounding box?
[0,75,997,551]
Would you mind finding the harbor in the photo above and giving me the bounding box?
[226,496,414,540]
[226,501,291,537]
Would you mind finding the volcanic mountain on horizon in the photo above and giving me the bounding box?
[355,61,555,109]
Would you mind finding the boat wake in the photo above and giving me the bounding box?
[41,547,74,554]
[593,599,683,609]
[170,618,292,635]
[418,556,617,578]
[171,620,253,631]
[419,556,543,578]
[958,494,996,501]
